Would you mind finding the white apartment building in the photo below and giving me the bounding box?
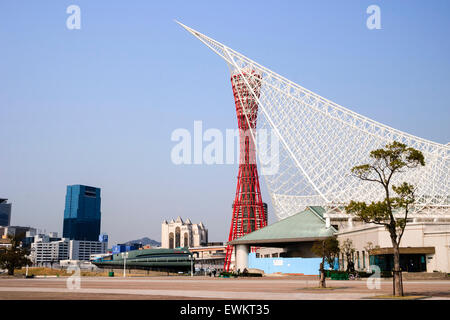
[69,240,107,261]
[31,235,107,265]
[31,238,69,265]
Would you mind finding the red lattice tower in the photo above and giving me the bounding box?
[224,68,268,272]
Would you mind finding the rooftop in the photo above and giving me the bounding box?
[230,206,336,246]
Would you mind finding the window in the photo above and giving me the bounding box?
[184,233,189,248]
[169,232,174,249]
[175,227,181,247]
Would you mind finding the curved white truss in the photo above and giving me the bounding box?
[178,22,450,220]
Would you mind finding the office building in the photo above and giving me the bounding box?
[69,240,107,261]
[31,237,69,265]
[0,226,36,239]
[22,230,59,249]
[63,185,101,241]
[31,234,107,264]
[0,198,12,227]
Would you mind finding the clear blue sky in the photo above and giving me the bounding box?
[1,1,449,246]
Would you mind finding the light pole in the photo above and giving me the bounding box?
[122,252,128,278]
[190,254,194,277]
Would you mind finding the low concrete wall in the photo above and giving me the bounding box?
[402,272,449,280]
[248,253,331,275]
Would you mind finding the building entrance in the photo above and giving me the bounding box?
[370,254,427,272]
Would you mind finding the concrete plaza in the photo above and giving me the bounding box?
[0,276,449,300]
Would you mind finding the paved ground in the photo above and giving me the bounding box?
[0,276,449,300]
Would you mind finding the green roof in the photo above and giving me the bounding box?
[309,206,326,218]
[230,206,336,245]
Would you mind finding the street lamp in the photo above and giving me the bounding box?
[122,252,128,278]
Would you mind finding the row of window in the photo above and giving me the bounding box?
[339,251,367,270]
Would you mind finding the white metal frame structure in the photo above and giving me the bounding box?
[177,22,450,221]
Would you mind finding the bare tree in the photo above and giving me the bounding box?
[340,238,355,272]
[311,236,340,288]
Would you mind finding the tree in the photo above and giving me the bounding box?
[311,236,340,288]
[0,234,32,276]
[345,141,425,296]
[364,241,380,271]
[340,238,355,272]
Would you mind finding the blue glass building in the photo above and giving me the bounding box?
[63,185,101,241]
[0,198,12,227]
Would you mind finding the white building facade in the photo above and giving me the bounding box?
[336,222,450,273]
[69,240,107,261]
[31,238,69,265]
[161,217,208,249]
[31,235,107,265]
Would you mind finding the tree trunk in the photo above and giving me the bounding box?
[319,262,326,288]
[7,266,14,275]
[392,240,403,296]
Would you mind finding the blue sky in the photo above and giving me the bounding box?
[0,0,449,246]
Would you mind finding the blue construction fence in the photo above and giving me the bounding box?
[248,253,338,275]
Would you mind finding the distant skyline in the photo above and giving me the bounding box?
[1,1,449,246]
